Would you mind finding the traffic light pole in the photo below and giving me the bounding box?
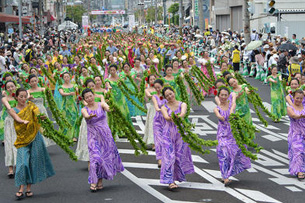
[244,0,251,44]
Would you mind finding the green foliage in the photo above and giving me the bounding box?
[44,88,72,130]
[171,113,218,155]
[184,73,205,105]
[37,114,77,161]
[145,6,163,23]
[229,113,263,160]
[168,3,179,14]
[175,75,190,117]
[66,5,87,25]
[105,92,147,155]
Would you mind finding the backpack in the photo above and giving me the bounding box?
[25,50,31,62]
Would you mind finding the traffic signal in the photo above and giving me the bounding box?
[268,0,276,15]
[247,1,255,15]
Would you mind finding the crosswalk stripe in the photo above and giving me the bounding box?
[201,101,216,113]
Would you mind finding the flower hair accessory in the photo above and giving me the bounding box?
[1,84,5,89]
[151,84,154,87]
[25,79,29,83]
[213,89,218,96]
[78,96,82,101]
[145,77,148,82]
[12,93,15,97]
[160,96,163,100]
[60,74,63,78]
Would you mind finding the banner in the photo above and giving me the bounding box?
[91,10,125,15]
[82,16,89,28]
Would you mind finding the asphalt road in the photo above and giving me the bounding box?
[0,77,303,203]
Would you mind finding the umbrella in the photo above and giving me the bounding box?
[278,43,298,51]
[245,41,263,51]
[195,34,203,38]
[221,31,230,36]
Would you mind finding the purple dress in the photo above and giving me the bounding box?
[216,98,251,179]
[160,102,194,184]
[85,103,124,184]
[152,95,167,160]
[288,105,305,176]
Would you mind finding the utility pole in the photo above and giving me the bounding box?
[163,0,166,24]
[179,0,183,35]
[18,0,22,39]
[154,0,158,25]
[244,0,251,44]
[38,0,43,35]
[198,0,204,31]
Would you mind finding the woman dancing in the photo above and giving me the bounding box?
[9,88,55,199]
[287,89,305,181]
[81,88,124,192]
[27,74,55,147]
[2,80,18,178]
[160,86,194,190]
[214,86,251,186]
[267,66,287,122]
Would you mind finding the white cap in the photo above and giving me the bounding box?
[273,54,279,59]
[241,43,246,46]
[298,54,302,58]
[263,44,270,49]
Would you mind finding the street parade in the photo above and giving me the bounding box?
[1,1,305,202]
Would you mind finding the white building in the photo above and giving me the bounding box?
[211,0,305,37]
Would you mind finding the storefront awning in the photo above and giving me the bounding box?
[0,12,30,23]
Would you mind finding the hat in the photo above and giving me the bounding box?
[273,54,279,59]
[241,43,246,47]
[290,56,299,64]
[263,44,269,49]
[6,51,12,56]
[298,54,302,58]
[61,44,67,47]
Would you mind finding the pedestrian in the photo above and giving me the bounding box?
[81,88,124,192]
[9,88,55,199]
[288,56,302,82]
[287,89,305,181]
[214,86,251,186]
[160,86,194,190]
[232,45,241,73]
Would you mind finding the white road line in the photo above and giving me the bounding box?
[121,169,174,203]
[261,149,289,164]
[118,149,209,163]
[235,188,281,203]
[201,101,216,113]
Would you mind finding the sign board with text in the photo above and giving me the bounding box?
[91,10,125,15]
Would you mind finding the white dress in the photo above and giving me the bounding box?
[4,114,17,167]
[143,99,156,145]
[32,97,55,147]
[75,118,89,161]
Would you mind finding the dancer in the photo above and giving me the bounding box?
[9,88,55,199]
[286,78,300,106]
[214,86,251,186]
[160,86,194,190]
[94,75,107,95]
[287,89,305,181]
[143,74,157,149]
[58,72,79,141]
[105,64,132,125]
[81,88,124,192]
[227,77,253,130]
[2,80,18,178]
[120,62,145,116]
[27,74,55,147]
[163,64,180,99]
[152,79,166,168]
[267,66,287,122]
[76,79,104,165]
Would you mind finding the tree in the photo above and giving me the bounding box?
[145,6,163,23]
[168,3,179,25]
[66,5,87,25]
[168,3,179,15]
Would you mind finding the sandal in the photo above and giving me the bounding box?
[15,192,24,200]
[90,185,97,193]
[297,173,305,181]
[7,172,14,179]
[25,191,33,197]
[224,180,232,187]
[96,184,103,190]
[157,160,161,168]
[168,183,178,191]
